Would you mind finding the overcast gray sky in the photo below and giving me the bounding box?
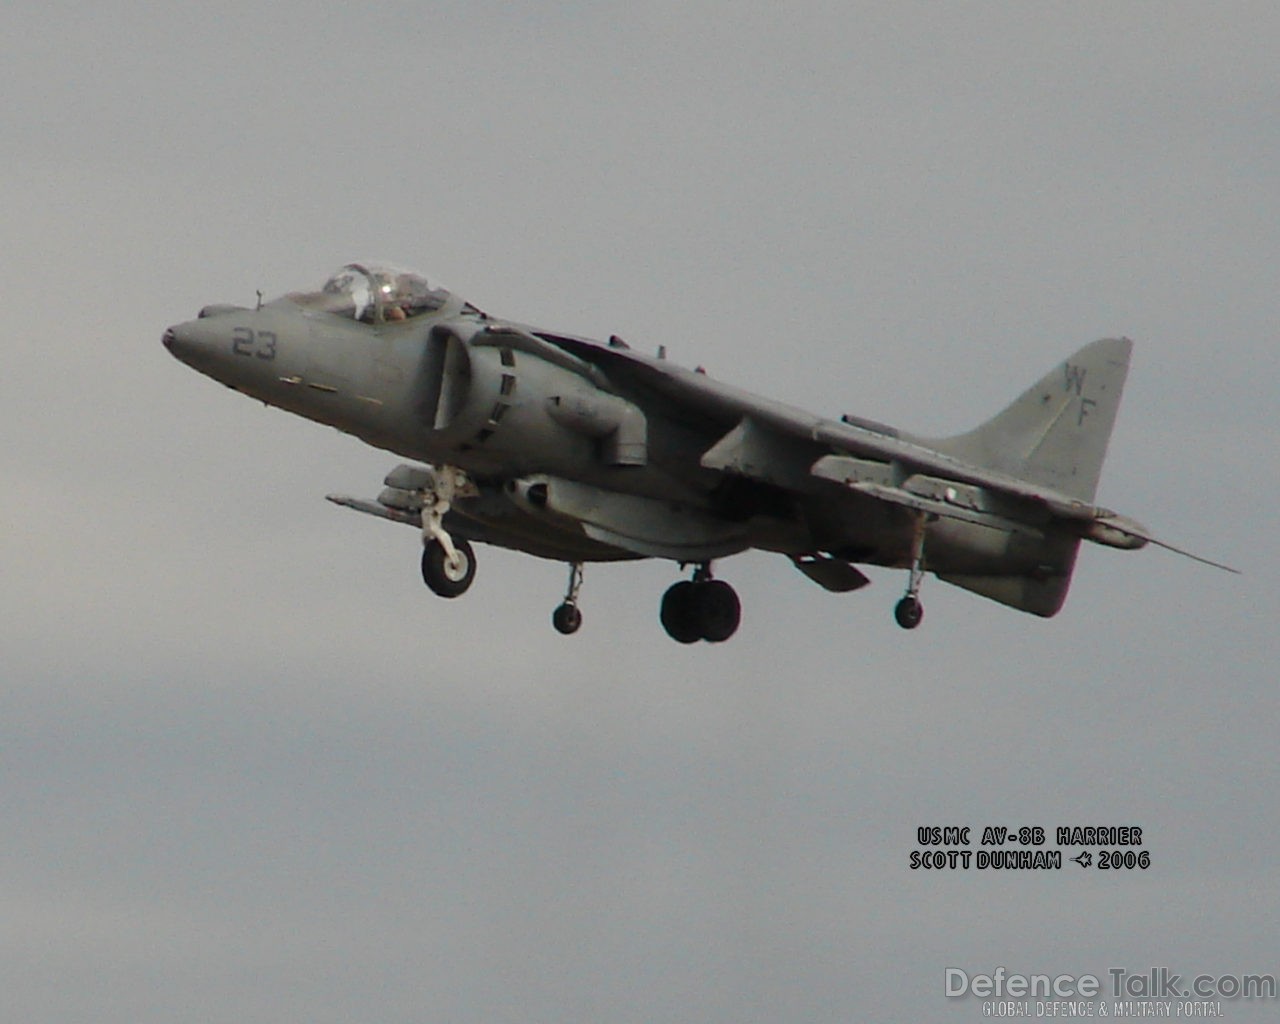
[3,2,1277,1021]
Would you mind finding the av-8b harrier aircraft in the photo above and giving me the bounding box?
[163,262,1233,642]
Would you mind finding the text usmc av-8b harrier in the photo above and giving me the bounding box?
[163,263,1233,642]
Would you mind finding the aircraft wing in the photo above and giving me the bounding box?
[540,333,1089,509]
[539,332,1238,571]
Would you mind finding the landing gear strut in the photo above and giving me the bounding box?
[894,513,929,630]
[660,564,741,644]
[552,562,584,635]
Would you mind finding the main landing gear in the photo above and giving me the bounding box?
[549,562,743,642]
[660,565,741,644]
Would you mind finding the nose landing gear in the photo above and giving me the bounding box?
[416,465,479,598]
[660,564,741,644]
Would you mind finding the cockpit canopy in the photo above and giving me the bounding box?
[288,263,455,323]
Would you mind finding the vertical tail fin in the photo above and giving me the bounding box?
[933,337,1133,502]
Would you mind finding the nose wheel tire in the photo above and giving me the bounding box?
[894,596,923,630]
[421,537,476,598]
[552,602,583,635]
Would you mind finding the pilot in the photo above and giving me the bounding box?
[379,270,423,322]
[394,270,448,318]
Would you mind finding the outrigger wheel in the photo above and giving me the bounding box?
[421,537,477,598]
[551,562,585,635]
[552,602,583,635]
[894,595,923,630]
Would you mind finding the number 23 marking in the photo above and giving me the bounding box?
[232,327,277,360]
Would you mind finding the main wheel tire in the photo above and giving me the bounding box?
[696,580,741,643]
[552,602,583,635]
[660,581,702,644]
[421,538,476,598]
[894,596,923,630]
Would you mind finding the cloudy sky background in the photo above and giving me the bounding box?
[3,2,1277,1020]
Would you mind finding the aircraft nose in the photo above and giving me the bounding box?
[161,319,216,367]
[162,323,194,363]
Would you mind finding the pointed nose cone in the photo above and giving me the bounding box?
[162,307,285,398]
[161,317,219,369]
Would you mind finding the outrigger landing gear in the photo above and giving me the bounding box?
[894,513,929,630]
[552,562,584,635]
[418,465,478,599]
[659,564,741,644]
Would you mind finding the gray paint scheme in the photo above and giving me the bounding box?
[163,265,1233,637]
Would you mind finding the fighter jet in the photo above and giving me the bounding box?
[163,262,1234,642]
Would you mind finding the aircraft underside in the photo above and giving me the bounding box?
[328,464,759,642]
[326,460,1075,642]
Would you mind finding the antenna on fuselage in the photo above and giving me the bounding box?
[255,289,263,310]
